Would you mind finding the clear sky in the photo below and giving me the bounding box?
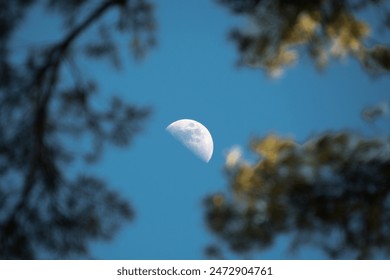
[15,0,390,259]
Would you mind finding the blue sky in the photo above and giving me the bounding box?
[15,0,390,259]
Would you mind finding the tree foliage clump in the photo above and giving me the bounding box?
[0,0,155,259]
[205,133,390,259]
[218,0,390,77]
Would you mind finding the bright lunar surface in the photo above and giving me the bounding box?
[166,119,214,162]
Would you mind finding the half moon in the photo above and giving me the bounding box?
[166,119,214,162]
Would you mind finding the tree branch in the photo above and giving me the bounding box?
[6,0,126,226]
[57,0,123,53]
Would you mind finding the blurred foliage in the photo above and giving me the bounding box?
[362,101,390,122]
[205,133,390,259]
[217,0,390,77]
[0,0,155,259]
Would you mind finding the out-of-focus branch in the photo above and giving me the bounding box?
[0,0,153,259]
[14,0,124,215]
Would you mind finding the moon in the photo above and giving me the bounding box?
[166,119,214,162]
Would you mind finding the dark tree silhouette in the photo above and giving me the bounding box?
[204,132,390,259]
[0,0,155,259]
[217,0,390,77]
